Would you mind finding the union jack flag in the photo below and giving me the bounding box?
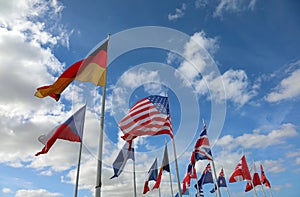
[193,124,213,161]
[119,95,173,143]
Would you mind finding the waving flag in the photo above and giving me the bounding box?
[229,155,251,182]
[210,168,228,193]
[110,142,134,179]
[245,162,262,192]
[143,158,158,194]
[194,163,214,189]
[153,145,170,189]
[119,95,173,143]
[182,162,197,194]
[193,124,212,161]
[260,163,271,188]
[35,40,108,101]
[35,105,86,156]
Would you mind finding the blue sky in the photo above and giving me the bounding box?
[0,0,300,196]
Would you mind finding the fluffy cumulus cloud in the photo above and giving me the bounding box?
[107,67,163,117]
[265,65,300,102]
[213,0,258,17]
[168,3,187,21]
[0,0,74,167]
[0,0,89,193]
[216,123,298,150]
[172,31,256,106]
[210,123,297,178]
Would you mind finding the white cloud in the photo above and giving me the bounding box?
[2,187,13,193]
[168,3,186,21]
[216,123,298,150]
[196,69,257,106]
[286,149,300,158]
[15,189,62,197]
[213,0,258,17]
[265,68,300,102]
[173,31,256,106]
[107,68,163,117]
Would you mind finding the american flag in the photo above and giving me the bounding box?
[194,124,213,161]
[119,95,173,142]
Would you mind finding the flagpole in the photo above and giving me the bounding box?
[132,153,137,197]
[268,187,274,197]
[203,118,221,197]
[74,141,83,197]
[195,173,201,197]
[211,160,222,197]
[95,34,110,197]
[225,187,231,197]
[260,184,267,197]
[166,91,182,197]
[222,168,231,197]
[250,180,258,197]
[172,138,182,197]
[158,187,162,197]
[164,139,174,197]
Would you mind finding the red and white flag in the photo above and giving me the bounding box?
[229,155,252,182]
[119,95,173,143]
[245,162,262,192]
[260,163,271,188]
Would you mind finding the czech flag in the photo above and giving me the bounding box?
[35,39,108,101]
[35,105,86,156]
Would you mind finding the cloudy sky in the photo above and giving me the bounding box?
[0,0,300,196]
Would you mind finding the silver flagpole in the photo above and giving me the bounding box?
[260,184,267,197]
[74,141,83,197]
[268,187,274,197]
[95,34,110,197]
[166,91,182,197]
[168,169,174,197]
[132,148,137,197]
[203,118,221,197]
[164,139,174,197]
[211,160,222,197]
[172,138,182,197]
[222,168,231,197]
[250,180,259,197]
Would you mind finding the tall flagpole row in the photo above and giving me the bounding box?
[95,34,110,197]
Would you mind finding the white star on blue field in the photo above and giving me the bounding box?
[0,0,299,196]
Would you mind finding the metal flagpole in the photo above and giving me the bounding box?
[166,91,182,197]
[202,118,221,197]
[74,141,83,197]
[195,173,201,197]
[168,169,174,197]
[211,160,222,197]
[250,180,258,197]
[225,187,231,197]
[260,184,267,197]
[164,139,174,197]
[172,138,182,197]
[158,187,162,197]
[268,187,274,197]
[132,150,137,197]
[95,34,110,197]
[223,169,231,197]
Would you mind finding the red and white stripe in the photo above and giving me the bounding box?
[119,98,173,142]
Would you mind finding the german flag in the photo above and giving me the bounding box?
[35,40,108,101]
